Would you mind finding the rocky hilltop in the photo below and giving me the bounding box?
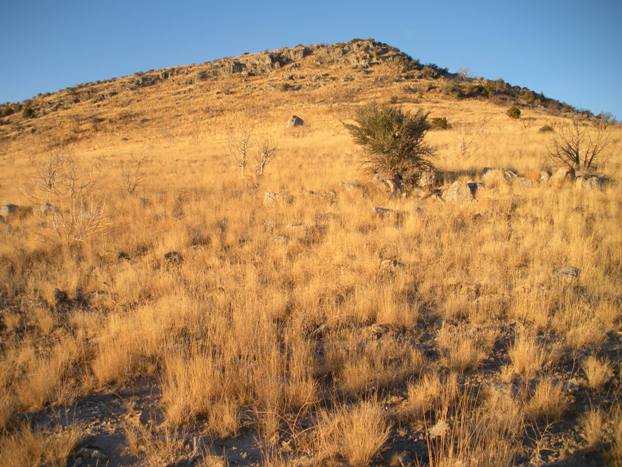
[0,38,585,148]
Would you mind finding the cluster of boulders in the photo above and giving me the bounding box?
[0,202,57,223]
[441,166,608,203]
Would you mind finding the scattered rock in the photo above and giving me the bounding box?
[288,115,304,127]
[117,251,131,261]
[307,190,337,205]
[379,258,405,276]
[164,251,183,266]
[575,173,607,190]
[443,180,479,202]
[539,170,552,184]
[374,206,395,218]
[481,168,517,187]
[39,202,58,215]
[54,289,70,308]
[556,266,580,279]
[0,204,18,217]
[549,167,574,188]
[342,180,368,195]
[68,446,110,467]
[514,176,534,188]
[416,167,439,189]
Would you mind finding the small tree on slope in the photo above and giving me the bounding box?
[344,103,435,196]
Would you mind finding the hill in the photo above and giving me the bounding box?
[0,39,621,466]
[0,38,587,149]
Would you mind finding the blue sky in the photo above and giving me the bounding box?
[1,0,621,118]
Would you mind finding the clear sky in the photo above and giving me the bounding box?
[1,0,621,118]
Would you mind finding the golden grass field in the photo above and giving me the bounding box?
[0,40,621,466]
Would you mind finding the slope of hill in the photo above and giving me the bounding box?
[0,38,585,149]
[0,39,621,466]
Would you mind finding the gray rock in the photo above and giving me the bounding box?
[342,180,368,195]
[164,251,183,266]
[443,180,479,202]
[288,115,304,127]
[575,174,607,190]
[379,258,405,274]
[374,206,395,218]
[556,266,580,279]
[539,170,552,184]
[416,167,438,189]
[39,202,58,215]
[549,167,575,188]
[514,176,534,188]
[481,168,517,187]
[0,204,18,217]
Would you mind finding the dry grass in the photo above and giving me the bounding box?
[315,400,391,466]
[0,423,82,467]
[524,377,567,421]
[0,42,620,464]
[580,408,605,447]
[582,355,613,389]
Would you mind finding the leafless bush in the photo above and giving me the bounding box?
[548,118,612,172]
[120,155,146,195]
[25,153,108,243]
[255,137,277,178]
[228,119,277,183]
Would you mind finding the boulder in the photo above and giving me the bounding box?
[575,173,607,190]
[0,204,18,217]
[373,207,405,223]
[39,202,58,216]
[164,251,183,266]
[0,204,32,218]
[288,115,304,127]
[556,266,580,280]
[549,167,574,188]
[514,176,534,188]
[416,167,439,189]
[539,170,552,184]
[481,168,518,187]
[443,180,480,202]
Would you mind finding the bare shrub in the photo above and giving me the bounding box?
[548,118,612,172]
[120,155,146,195]
[26,153,108,243]
[227,119,277,183]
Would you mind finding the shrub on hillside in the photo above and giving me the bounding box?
[344,103,435,194]
[539,125,554,133]
[506,106,521,119]
[22,106,35,119]
[430,117,451,130]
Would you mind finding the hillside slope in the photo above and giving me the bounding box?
[0,39,621,466]
[0,38,583,150]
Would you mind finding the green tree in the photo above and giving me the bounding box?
[344,103,435,194]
